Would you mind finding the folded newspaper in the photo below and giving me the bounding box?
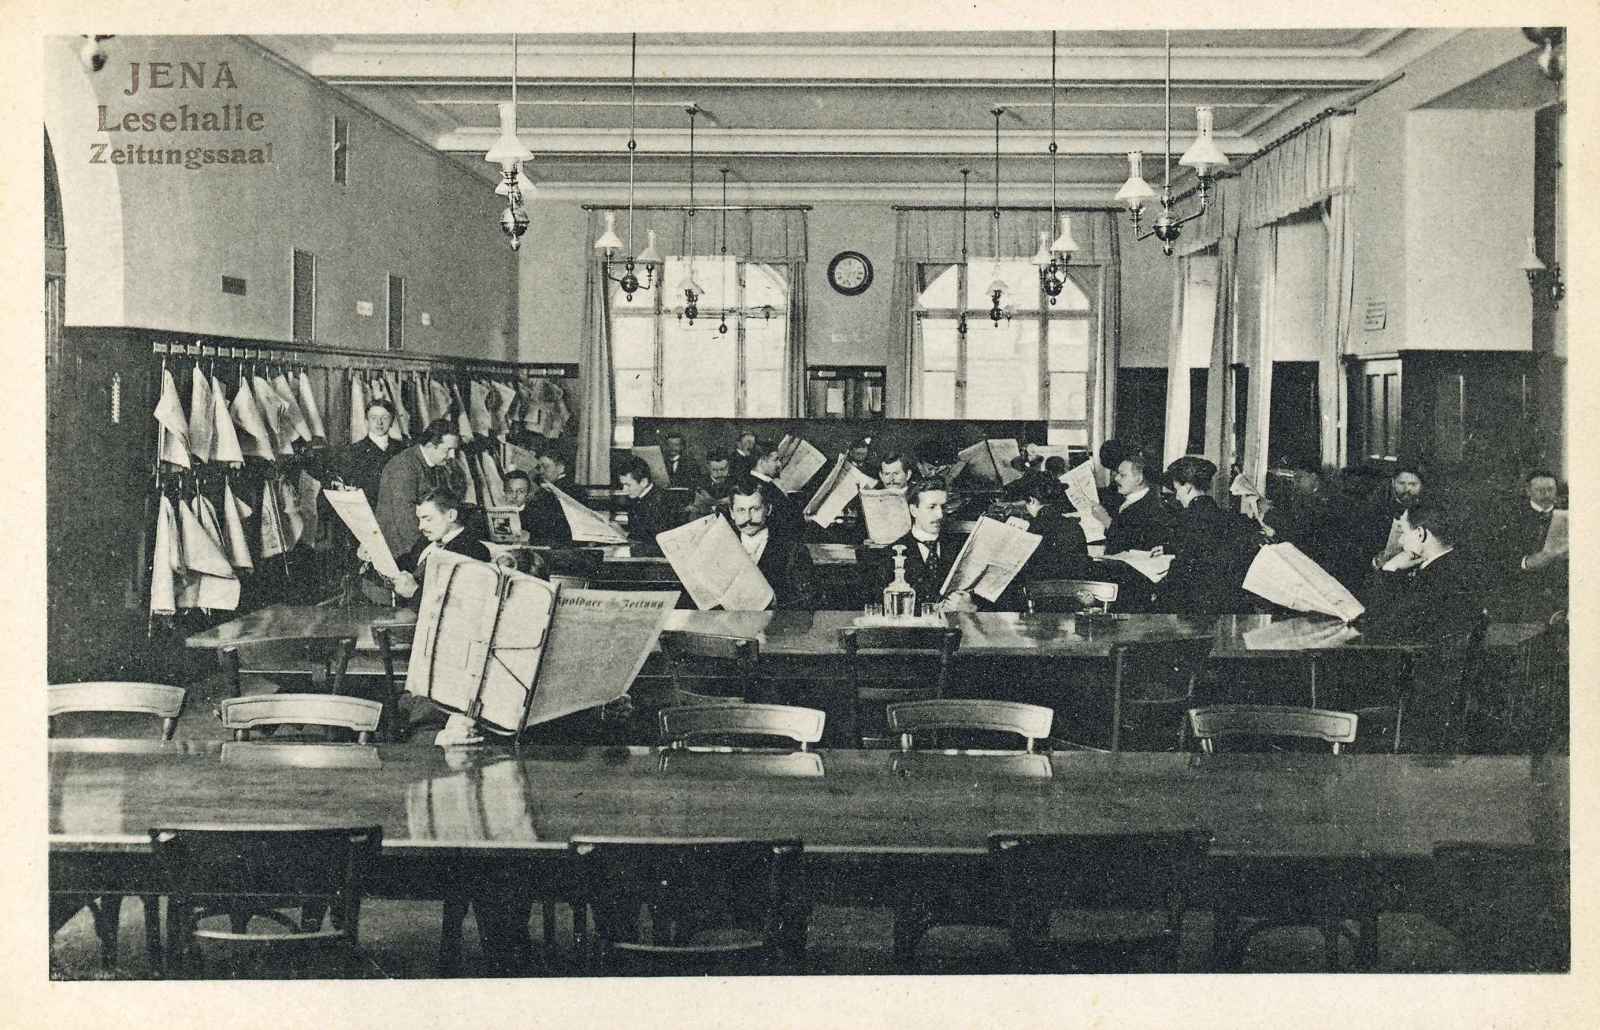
[1061,460,1107,543]
[860,488,912,545]
[1241,616,1361,651]
[939,516,1042,602]
[546,483,629,544]
[655,513,775,611]
[1243,542,1364,622]
[804,453,877,527]
[775,435,830,494]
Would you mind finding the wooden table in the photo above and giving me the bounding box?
[49,741,1567,906]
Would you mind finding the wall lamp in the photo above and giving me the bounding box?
[1519,235,1565,308]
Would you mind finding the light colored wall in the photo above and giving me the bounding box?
[1117,231,1177,367]
[805,203,898,366]
[46,35,517,360]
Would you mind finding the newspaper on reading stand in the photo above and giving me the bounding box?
[1243,542,1365,622]
[987,439,1024,484]
[939,516,1042,602]
[323,486,402,577]
[655,513,775,611]
[523,586,679,726]
[1061,460,1107,543]
[1544,509,1569,555]
[804,454,876,527]
[631,445,672,489]
[860,488,912,545]
[775,435,829,494]
[545,483,629,544]
[951,440,998,485]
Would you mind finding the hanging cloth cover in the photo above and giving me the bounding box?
[259,475,290,559]
[186,366,214,464]
[222,479,254,569]
[149,494,182,616]
[477,450,506,508]
[273,373,314,443]
[526,378,572,438]
[297,370,328,442]
[451,383,476,442]
[468,380,494,437]
[154,368,192,469]
[375,375,404,442]
[175,498,241,611]
[429,380,453,424]
[415,373,434,425]
[383,371,411,439]
[231,376,277,461]
[252,374,295,456]
[209,375,245,465]
[296,469,322,546]
[279,476,306,550]
[350,374,369,444]
[507,380,530,428]
[492,381,517,431]
[454,451,479,505]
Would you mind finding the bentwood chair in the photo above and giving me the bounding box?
[218,634,357,699]
[217,694,383,743]
[1024,579,1119,615]
[48,682,188,971]
[657,630,763,706]
[887,699,1054,754]
[1428,843,1570,972]
[1058,637,1213,753]
[1188,704,1379,971]
[152,825,384,978]
[657,704,826,752]
[988,830,1213,972]
[838,626,962,748]
[372,621,416,740]
[569,837,808,975]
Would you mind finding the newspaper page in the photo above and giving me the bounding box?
[323,486,402,577]
[987,439,1024,484]
[953,440,1000,484]
[523,588,679,726]
[805,454,875,526]
[860,488,913,545]
[939,516,1042,602]
[631,445,672,489]
[504,440,540,472]
[655,513,776,611]
[547,483,629,544]
[1062,460,1108,542]
[1243,542,1365,622]
[1097,549,1175,583]
[775,436,829,494]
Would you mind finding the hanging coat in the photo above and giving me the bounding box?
[187,366,214,464]
[273,373,313,443]
[231,376,276,461]
[253,374,295,456]
[175,498,241,611]
[297,370,328,442]
[297,469,322,546]
[149,494,181,616]
[383,370,410,439]
[350,374,369,444]
[259,476,290,559]
[209,374,245,465]
[454,451,478,505]
[429,379,453,424]
[492,381,517,432]
[477,450,506,508]
[222,479,254,569]
[452,383,475,441]
[468,379,494,437]
[154,368,192,469]
[414,373,433,425]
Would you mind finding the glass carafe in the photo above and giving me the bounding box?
[882,544,918,617]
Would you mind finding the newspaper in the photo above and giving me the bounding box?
[804,454,876,526]
[1240,616,1361,651]
[524,587,679,726]
[655,513,776,611]
[1097,549,1175,583]
[1062,460,1107,542]
[987,439,1024,484]
[1544,509,1569,555]
[504,440,540,472]
[323,486,401,578]
[939,516,1042,602]
[775,435,829,494]
[631,445,672,489]
[1230,472,1265,520]
[1243,542,1365,622]
[546,484,629,544]
[860,488,913,545]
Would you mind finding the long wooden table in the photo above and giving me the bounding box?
[50,741,1567,907]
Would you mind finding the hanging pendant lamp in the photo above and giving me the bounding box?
[595,34,659,299]
[1033,31,1079,303]
[676,105,705,325]
[486,35,536,250]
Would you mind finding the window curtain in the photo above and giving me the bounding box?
[577,241,615,486]
[1241,225,1277,491]
[1163,257,1190,464]
[1203,177,1242,499]
[889,208,1120,424]
[1321,190,1357,469]
[785,269,807,416]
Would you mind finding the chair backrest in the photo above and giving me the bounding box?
[658,703,825,751]
[219,635,357,699]
[1108,636,1214,752]
[658,631,762,702]
[48,682,187,740]
[987,829,1213,913]
[150,825,381,931]
[218,694,384,743]
[1188,704,1359,754]
[1026,579,1119,614]
[887,699,1054,753]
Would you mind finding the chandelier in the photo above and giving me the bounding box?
[675,105,706,326]
[1032,31,1080,302]
[594,34,660,300]
[485,35,536,250]
[1115,30,1229,256]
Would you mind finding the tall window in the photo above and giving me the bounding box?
[610,255,789,446]
[913,258,1097,445]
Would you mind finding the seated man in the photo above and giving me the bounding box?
[1095,439,1129,511]
[703,448,733,492]
[1366,465,1426,572]
[875,451,911,493]
[749,438,805,532]
[616,454,671,554]
[1359,504,1484,642]
[388,488,494,605]
[503,469,573,547]
[1154,456,1261,615]
[913,439,955,483]
[1013,471,1093,583]
[873,477,975,610]
[725,476,817,610]
[1493,469,1567,622]
[730,428,759,480]
[1093,450,1172,554]
[846,438,873,473]
[661,431,701,489]
[684,476,734,521]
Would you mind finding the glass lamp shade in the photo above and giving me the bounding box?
[1051,214,1080,254]
[636,229,661,264]
[1116,151,1158,210]
[1031,230,1053,268]
[1178,106,1229,178]
[1519,235,1548,273]
[676,268,704,297]
[593,211,624,251]
[485,101,535,170]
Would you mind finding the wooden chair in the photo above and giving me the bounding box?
[1187,704,1379,970]
[838,625,962,748]
[373,621,416,740]
[217,695,383,743]
[569,837,808,974]
[1428,843,1569,971]
[987,830,1213,972]
[218,635,357,699]
[1058,637,1213,752]
[47,682,186,971]
[1188,704,1359,754]
[48,681,187,742]
[1025,578,1119,614]
[887,699,1054,753]
[658,704,825,752]
[151,825,384,978]
[657,630,762,706]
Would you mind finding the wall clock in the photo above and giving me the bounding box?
[827,250,873,296]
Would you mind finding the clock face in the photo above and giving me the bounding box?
[828,251,873,295]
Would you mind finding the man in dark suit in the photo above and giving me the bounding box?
[749,438,805,533]
[1092,450,1172,554]
[729,429,759,480]
[725,476,816,610]
[661,431,702,489]
[386,488,494,606]
[374,419,462,558]
[1359,504,1484,642]
[504,469,573,547]
[1492,469,1567,621]
[873,477,961,608]
[617,454,670,555]
[1154,456,1261,615]
[332,398,399,506]
[1014,471,1094,583]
